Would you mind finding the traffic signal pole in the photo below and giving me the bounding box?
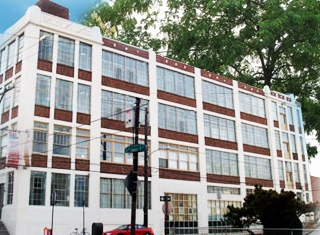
[130,98,141,235]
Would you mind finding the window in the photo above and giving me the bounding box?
[102,51,149,86]
[77,84,91,114]
[55,79,73,111]
[76,129,90,158]
[33,122,48,153]
[38,31,54,61]
[207,186,240,195]
[159,143,198,171]
[57,36,75,67]
[300,137,305,155]
[297,110,302,130]
[7,41,15,69]
[100,134,146,165]
[51,173,70,206]
[100,178,149,209]
[275,131,281,151]
[279,107,287,129]
[35,74,51,107]
[29,171,46,205]
[13,77,20,107]
[158,104,197,134]
[101,90,147,123]
[0,128,8,157]
[206,149,238,176]
[208,200,241,222]
[17,34,24,63]
[290,134,297,153]
[74,175,89,207]
[278,160,284,181]
[241,123,269,148]
[244,155,271,180]
[294,163,300,182]
[0,48,6,74]
[157,67,195,99]
[3,83,12,112]
[288,107,294,126]
[271,102,278,121]
[285,162,293,188]
[204,114,236,142]
[7,171,14,204]
[79,42,92,71]
[202,81,233,109]
[282,132,290,159]
[53,125,71,156]
[239,92,265,118]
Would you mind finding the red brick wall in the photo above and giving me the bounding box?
[75,159,90,171]
[15,61,22,74]
[102,76,149,96]
[206,174,240,184]
[52,156,71,169]
[56,64,74,77]
[311,176,320,203]
[38,60,52,72]
[158,90,196,107]
[243,144,270,156]
[159,169,200,181]
[77,113,91,125]
[35,105,50,118]
[156,55,194,73]
[158,129,198,143]
[54,109,72,122]
[240,112,267,125]
[1,111,9,124]
[203,102,235,117]
[205,137,238,150]
[78,69,92,81]
[201,70,233,86]
[5,67,13,80]
[31,154,48,168]
[245,178,273,187]
[11,106,18,119]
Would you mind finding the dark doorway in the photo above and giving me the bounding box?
[0,183,4,219]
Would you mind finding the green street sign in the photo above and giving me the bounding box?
[125,144,146,153]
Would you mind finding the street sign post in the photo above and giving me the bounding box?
[125,144,146,153]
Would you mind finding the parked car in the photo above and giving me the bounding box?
[102,224,154,235]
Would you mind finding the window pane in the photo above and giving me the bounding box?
[55,79,73,111]
[38,31,53,61]
[57,36,75,67]
[29,171,46,205]
[36,74,51,107]
[77,84,91,114]
[79,42,91,71]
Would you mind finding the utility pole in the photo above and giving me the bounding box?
[143,107,149,227]
[130,98,141,235]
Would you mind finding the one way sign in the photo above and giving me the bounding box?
[160,195,171,202]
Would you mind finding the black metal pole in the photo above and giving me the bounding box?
[51,191,56,235]
[130,98,141,235]
[83,200,85,235]
[143,107,149,227]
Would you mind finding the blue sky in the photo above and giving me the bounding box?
[0,0,98,32]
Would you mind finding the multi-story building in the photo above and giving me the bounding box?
[0,0,312,234]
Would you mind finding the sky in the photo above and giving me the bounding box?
[0,0,319,178]
[0,0,98,33]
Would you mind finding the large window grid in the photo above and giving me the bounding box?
[55,79,73,111]
[74,175,89,207]
[242,123,269,148]
[7,41,15,69]
[157,67,195,99]
[167,193,197,223]
[239,92,265,118]
[17,34,24,63]
[76,129,90,158]
[206,149,238,176]
[0,48,6,74]
[158,143,198,171]
[7,171,14,204]
[288,107,294,126]
[100,178,149,209]
[100,134,146,165]
[101,90,147,123]
[29,171,46,206]
[77,84,91,114]
[51,173,70,206]
[204,114,236,142]
[207,186,240,195]
[57,36,75,67]
[0,128,8,157]
[53,125,71,156]
[38,31,53,61]
[13,77,20,107]
[275,131,281,150]
[208,200,241,222]
[3,84,12,112]
[290,134,297,153]
[278,160,284,181]
[158,104,197,134]
[293,163,300,182]
[271,101,278,121]
[202,80,233,109]
[33,122,48,154]
[79,42,92,71]
[102,51,149,86]
[244,155,272,180]
[35,74,51,107]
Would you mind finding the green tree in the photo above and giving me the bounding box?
[224,185,311,235]
[81,0,320,159]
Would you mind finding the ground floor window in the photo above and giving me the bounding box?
[74,175,89,207]
[100,177,150,209]
[29,171,46,205]
[164,193,198,234]
[7,171,14,204]
[51,173,70,206]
